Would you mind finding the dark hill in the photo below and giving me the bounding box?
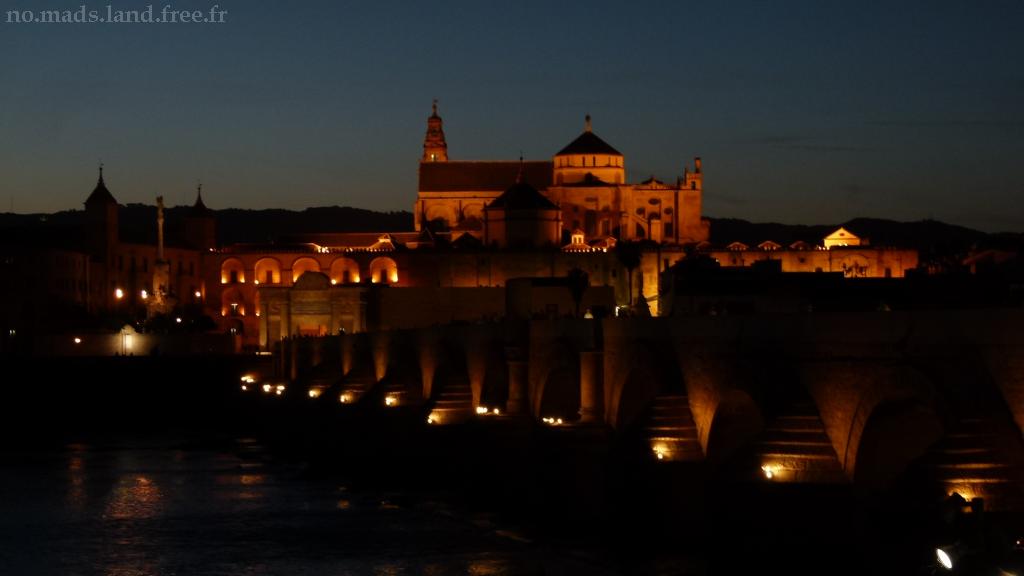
[0,206,415,247]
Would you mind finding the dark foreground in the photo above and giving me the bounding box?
[0,356,1013,575]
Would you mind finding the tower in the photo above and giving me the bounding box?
[84,164,118,262]
[422,99,448,163]
[183,183,216,251]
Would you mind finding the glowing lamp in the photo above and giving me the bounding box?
[492,408,500,416]
[262,384,271,393]
[308,389,321,399]
[114,288,124,299]
[73,337,81,344]
[475,406,488,415]
[175,317,182,324]
[761,464,777,480]
[385,396,397,407]
[140,290,148,300]
[936,548,953,570]
[194,290,202,298]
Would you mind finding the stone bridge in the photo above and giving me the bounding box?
[274,309,1024,509]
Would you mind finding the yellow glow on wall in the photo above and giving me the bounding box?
[390,272,398,283]
[651,443,669,461]
[948,485,980,502]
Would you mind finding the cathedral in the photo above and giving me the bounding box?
[415,101,709,248]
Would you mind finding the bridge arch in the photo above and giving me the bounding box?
[803,362,942,487]
[534,339,579,421]
[609,343,665,431]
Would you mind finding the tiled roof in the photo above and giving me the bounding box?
[555,131,622,156]
[419,161,552,192]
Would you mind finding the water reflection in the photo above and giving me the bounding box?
[104,475,163,520]
[0,438,622,576]
[66,445,87,512]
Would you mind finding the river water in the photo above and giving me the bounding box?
[0,435,631,576]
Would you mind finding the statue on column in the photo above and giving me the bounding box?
[148,196,177,317]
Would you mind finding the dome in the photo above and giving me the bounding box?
[487,179,557,211]
[555,115,622,156]
[555,130,622,156]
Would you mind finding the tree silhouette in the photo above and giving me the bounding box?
[567,267,590,317]
[615,241,642,308]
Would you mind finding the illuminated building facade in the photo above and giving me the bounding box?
[0,103,919,352]
[414,105,709,246]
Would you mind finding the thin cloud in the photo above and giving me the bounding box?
[757,135,863,153]
[866,120,1024,128]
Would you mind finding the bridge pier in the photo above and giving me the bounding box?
[579,349,603,424]
[372,331,390,382]
[288,338,299,381]
[340,334,353,376]
[505,347,527,415]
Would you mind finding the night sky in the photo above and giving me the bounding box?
[1,0,1022,231]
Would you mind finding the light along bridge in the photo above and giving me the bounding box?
[248,308,1024,511]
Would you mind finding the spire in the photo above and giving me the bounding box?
[191,180,211,214]
[585,114,592,133]
[516,153,524,183]
[431,98,439,118]
[86,162,117,207]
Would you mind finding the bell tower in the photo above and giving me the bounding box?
[422,99,448,163]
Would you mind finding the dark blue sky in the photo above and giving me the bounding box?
[2,0,1022,231]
